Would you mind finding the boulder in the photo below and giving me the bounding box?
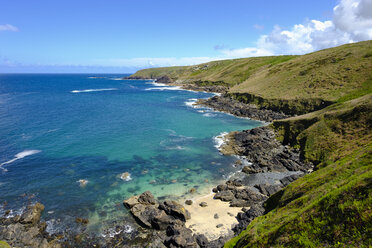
[199,202,208,207]
[123,195,139,209]
[214,190,235,201]
[138,191,156,205]
[159,201,191,222]
[130,204,161,228]
[21,203,44,225]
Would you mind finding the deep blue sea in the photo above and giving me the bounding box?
[0,74,262,235]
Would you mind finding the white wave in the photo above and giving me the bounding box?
[213,132,229,150]
[184,98,199,108]
[166,145,186,150]
[148,81,168,87]
[71,88,118,93]
[145,86,182,91]
[203,113,216,117]
[101,225,133,238]
[0,150,41,171]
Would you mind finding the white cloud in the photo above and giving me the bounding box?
[92,57,224,68]
[0,24,18,32]
[225,0,372,57]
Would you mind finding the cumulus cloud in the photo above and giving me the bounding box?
[0,24,18,32]
[224,0,372,57]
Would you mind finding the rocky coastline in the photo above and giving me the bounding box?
[0,81,314,248]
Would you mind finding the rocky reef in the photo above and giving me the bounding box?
[0,203,62,248]
[197,95,290,122]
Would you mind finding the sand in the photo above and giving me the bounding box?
[184,192,244,241]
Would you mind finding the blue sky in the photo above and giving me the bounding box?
[1,0,371,73]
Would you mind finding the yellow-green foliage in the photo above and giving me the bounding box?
[231,41,372,101]
[0,241,11,248]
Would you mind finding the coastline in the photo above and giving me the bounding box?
[119,80,314,247]
[0,79,313,248]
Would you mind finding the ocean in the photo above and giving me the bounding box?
[0,74,262,236]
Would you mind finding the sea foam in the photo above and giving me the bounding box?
[213,132,229,150]
[0,150,41,171]
[71,88,118,93]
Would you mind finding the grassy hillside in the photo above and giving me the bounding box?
[130,41,372,115]
[129,56,297,86]
[224,94,372,247]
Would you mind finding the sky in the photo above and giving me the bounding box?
[0,0,371,73]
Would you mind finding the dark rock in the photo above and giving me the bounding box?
[195,234,209,247]
[75,217,89,225]
[214,191,235,201]
[216,224,223,228]
[159,201,191,222]
[216,184,228,192]
[198,95,289,122]
[199,202,208,207]
[233,204,265,234]
[254,184,283,196]
[185,200,193,205]
[20,202,44,225]
[230,199,250,207]
[151,211,177,230]
[130,204,162,228]
[214,214,219,219]
[212,187,218,193]
[165,222,198,248]
[138,191,156,205]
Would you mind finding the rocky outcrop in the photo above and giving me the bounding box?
[0,203,62,248]
[221,127,313,173]
[198,95,290,122]
[124,191,202,248]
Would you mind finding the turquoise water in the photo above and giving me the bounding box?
[0,74,262,234]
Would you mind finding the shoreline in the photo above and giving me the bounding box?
[0,79,312,247]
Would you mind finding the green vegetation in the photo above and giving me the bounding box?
[224,94,372,247]
[129,55,298,86]
[0,241,11,248]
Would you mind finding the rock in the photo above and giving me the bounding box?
[216,184,228,192]
[75,217,89,225]
[189,188,196,194]
[199,202,208,207]
[138,191,156,205]
[123,195,140,209]
[77,179,88,187]
[198,95,289,122]
[214,214,219,219]
[230,199,250,207]
[195,234,209,247]
[120,172,131,181]
[151,210,177,230]
[185,200,193,205]
[165,222,198,248]
[130,204,161,228]
[214,190,235,201]
[21,203,44,224]
[242,166,258,174]
[254,184,283,196]
[233,204,265,234]
[216,224,223,228]
[212,187,218,193]
[159,201,191,222]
